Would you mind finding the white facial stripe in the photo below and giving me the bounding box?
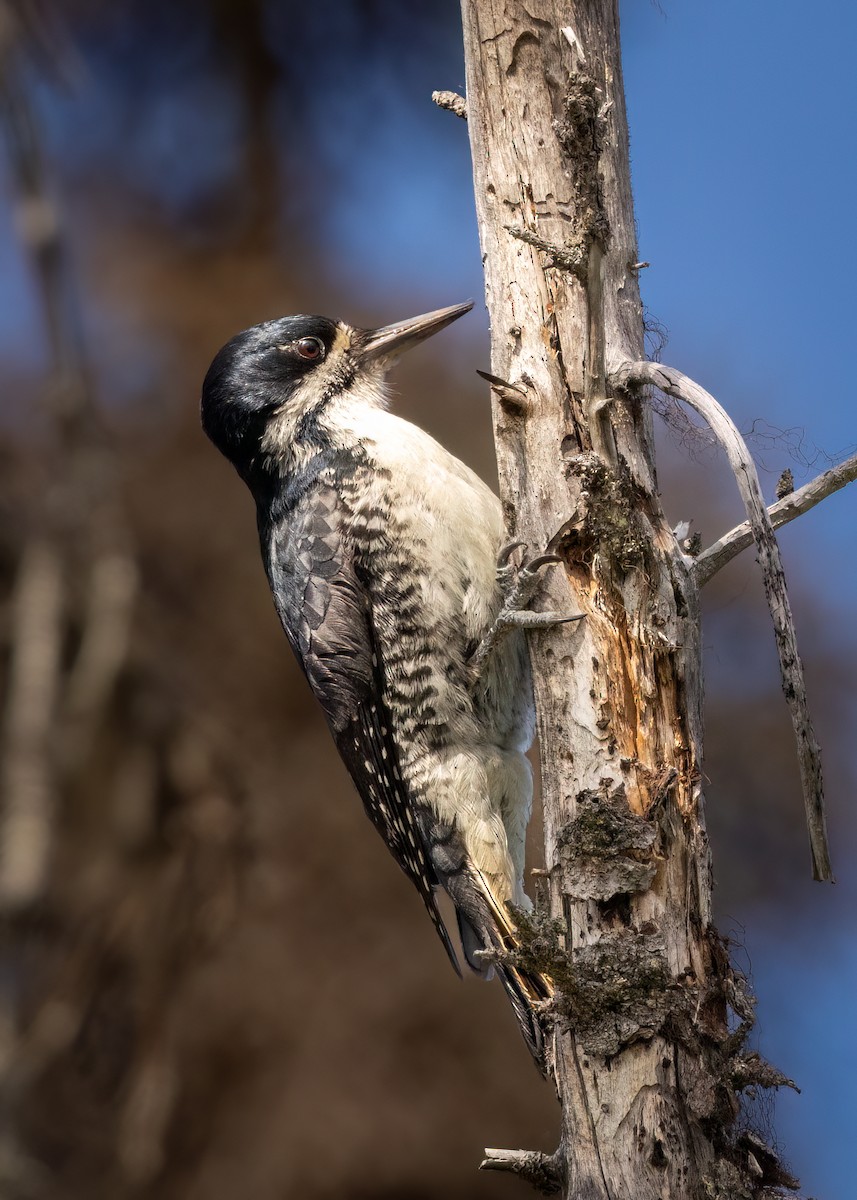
[258,325,390,471]
[258,329,349,457]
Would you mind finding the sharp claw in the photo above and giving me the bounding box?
[472,545,583,685]
[503,610,585,630]
[497,540,527,568]
[522,553,563,574]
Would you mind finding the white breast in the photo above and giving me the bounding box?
[327,401,505,643]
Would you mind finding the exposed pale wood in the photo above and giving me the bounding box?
[611,359,832,882]
[431,89,467,118]
[695,449,857,585]
[460,2,813,1196]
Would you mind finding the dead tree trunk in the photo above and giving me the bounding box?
[454,2,845,1196]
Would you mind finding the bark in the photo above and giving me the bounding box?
[461,2,802,1196]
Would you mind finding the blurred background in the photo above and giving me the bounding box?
[0,1,854,1197]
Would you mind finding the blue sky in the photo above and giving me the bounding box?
[622,12,857,1192]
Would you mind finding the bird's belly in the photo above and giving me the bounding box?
[353,482,532,751]
[332,408,535,755]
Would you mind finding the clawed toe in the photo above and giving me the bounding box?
[492,609,584,633]
[470,545,584,680]
[497,540,528,569]
[502,550,566,611]
[521,553,562,573]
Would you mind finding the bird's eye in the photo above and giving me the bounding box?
[295,337,324,361]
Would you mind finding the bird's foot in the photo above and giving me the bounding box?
[470,545,584,678]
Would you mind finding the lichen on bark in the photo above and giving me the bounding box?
[557,783,657,900]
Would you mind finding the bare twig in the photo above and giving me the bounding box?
[0,21,85,395]
[476,368,531,414]
[480,1147,563,1194]
[2,0,136,738]
[431,89,467,118]
[611,360,833,882]
[117,1051,177,1185]
[731,1051,799,1094]
[0,539,64,908]
[694,450,857,586]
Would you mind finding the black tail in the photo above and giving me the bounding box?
[495,960,549,1066]
[418,808,552,1070]
[447,865,552,1071]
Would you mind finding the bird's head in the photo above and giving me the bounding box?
[201,301,473,482]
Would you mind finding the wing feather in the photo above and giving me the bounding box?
[264,481,460,974]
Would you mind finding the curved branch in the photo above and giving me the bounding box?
[610,360,833,882]
[694,451,857,586]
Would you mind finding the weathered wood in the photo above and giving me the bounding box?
[460,2,797,1196]
[611,359,832,882]
[431,89,467,118]
[480,1147,563,1193]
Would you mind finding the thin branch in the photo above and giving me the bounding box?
[431,89,467,118]
[476,368,531,414]
[480,1148,563,1194]
[694,450,857,586]
[611,360,833,882]
[0,20,87,400]
[2,0,137,747]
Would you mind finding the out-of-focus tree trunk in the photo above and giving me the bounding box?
[0,10,242,1195]
[462,2,814,1196]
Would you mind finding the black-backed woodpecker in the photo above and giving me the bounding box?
[201,302,555,1063]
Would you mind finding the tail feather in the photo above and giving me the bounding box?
[456,909,493,978]
[446,862,552,1070]
[417,807,552,1069]
[495,960,548,1065]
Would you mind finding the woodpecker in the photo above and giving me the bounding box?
[201,301,559,1064]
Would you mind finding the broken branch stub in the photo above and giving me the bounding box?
[610,360,833,882]
[480,1148,563,1194]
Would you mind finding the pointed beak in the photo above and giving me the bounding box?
[358,300,473,365]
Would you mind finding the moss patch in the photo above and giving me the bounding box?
[563,453,649,572]
[509,910,675,1059]
[557,784,656,901]
[553,72,610,254]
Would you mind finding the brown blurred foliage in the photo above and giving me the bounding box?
[0,5,560,1197]
[0,2,853,1198]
